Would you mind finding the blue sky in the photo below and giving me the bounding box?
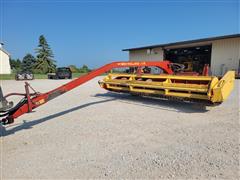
[1,0,239,68]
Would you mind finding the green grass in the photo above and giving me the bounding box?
[0,73,87,80]
[72,73,87,78]
[33,74,48,79]
[0,74,16,80]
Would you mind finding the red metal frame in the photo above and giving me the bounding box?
[1,61,173,124]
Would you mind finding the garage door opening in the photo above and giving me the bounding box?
[164,45,212,73]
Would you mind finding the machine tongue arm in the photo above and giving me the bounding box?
[0,61,173,125]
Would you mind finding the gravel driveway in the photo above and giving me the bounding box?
[1,78,239,179]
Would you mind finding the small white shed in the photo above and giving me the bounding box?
[0,43,11,74]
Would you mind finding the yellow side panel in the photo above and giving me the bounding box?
[211,71,235,103]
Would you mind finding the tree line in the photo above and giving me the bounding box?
[10,35,90,74]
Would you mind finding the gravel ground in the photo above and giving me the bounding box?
[0,78,239,179]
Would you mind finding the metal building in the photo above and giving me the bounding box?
[123,34,240,76]
[0,43,11,74]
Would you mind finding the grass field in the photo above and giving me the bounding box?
[0,73,87,80]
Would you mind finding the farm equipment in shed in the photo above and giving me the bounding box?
[0,60,235,125]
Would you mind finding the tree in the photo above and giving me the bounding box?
[79,64,90,73]
[22,53,36,72]
[68,65,78,73]
[34,35,56,73]
[10,58,22,72]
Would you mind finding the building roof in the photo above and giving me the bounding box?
[0,48,10,56]
[122,34,240,51]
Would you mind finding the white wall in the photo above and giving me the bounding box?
[0,49,11,74]
[211,38,240,76]
[129,47,164,61]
